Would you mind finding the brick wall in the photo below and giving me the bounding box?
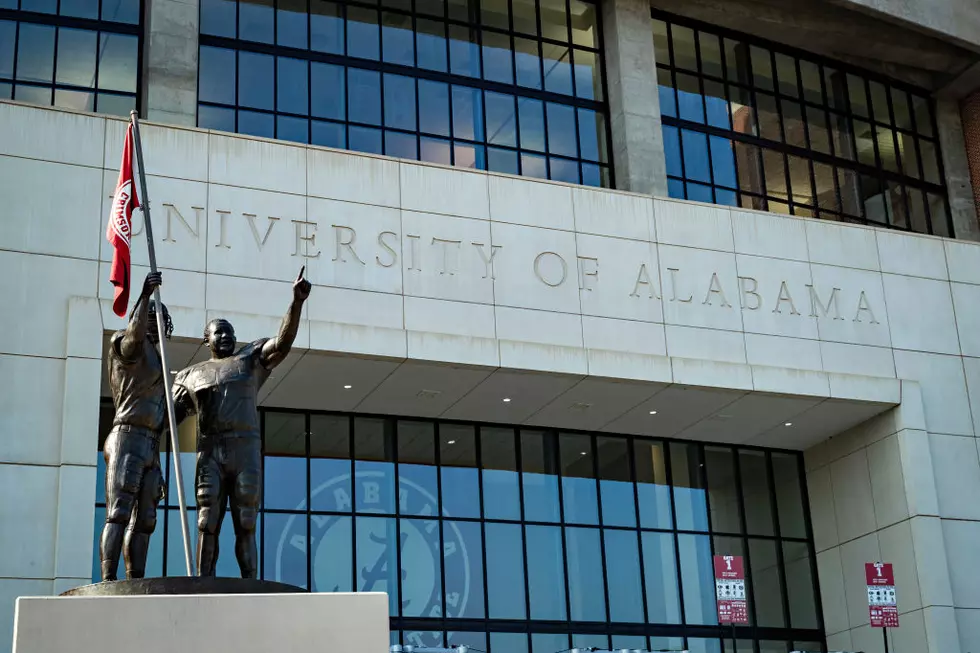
[962,91,980,221]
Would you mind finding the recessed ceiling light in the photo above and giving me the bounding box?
[343,384,352,389]
[649,410,658,415]
[503,398,511,403]
[784,422,793,427]
[447,440,456,445]
[580,451,587,456]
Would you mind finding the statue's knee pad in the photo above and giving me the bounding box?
[197,505,220,535]
[235,506,258,532]
[105,492,136,525]
[234,469,261,509]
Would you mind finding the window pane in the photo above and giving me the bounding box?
[652,19,670,66]
[481,427,520,520]
[60,0,97,18]
[482,31,512,85]
[353,416,395,513]
[311,62,345,120]
[348,6,380,60]
[788,154,814,207]
[750,45,773,91]
[522,430,560,523]
[771,452,806,538]
[488,146,518,174]
[907,186,928,234]
[541,43,573,97]
[578,108,605,163]
[898,131,919,179]
[240,0,274,43]
[480,0,507,29]
[739,450,774,536]
[676,72,704,124]
[671,442,708,531]
[560,433,597,525]
[399,518,438,616]
[199,46,236,105]
[56,89,94,111]
[309,414,350,512]
[699,31,723,78]
[539,0,566,41]
[782,99,805,149]
[384,73,416,131]
[264,412,307,510]
[518,97,545,151]
[102,0,139,22]
[566,527,604,621]
[17,24,55,83]
[663,125,681,178]
[397,421,435,516]
[486,522,526,618]
[0,21,14,79]
[870,80,890,124]
[455,139,487,168]
[756,92,780,142]
[515,38,541,90]
[635,439,671,529]
[605,529,643,622]
[672,24,696,71]
[57,28,97,88]
[521,152,547,179]
[574,48,601,101]
[929,193,950,236]
[440,424,479,518]
[526,525,566,619]
[238,109,274,137]
[736,142,764,195]
[417,19,447,71]
[356,516,398,615]
[705,446,741,533]
[704,79,728,129]
[312,119,346,148]
[678,533,716,624]
[278,0,308,48]
[547,102,577,158]
[311,0,344,54]
[920,139,941,184]
[278,57,309,115]
[382,12,414,66]
[311,515,352,591]
[709,136,736,189]
[912,94,934,137]
[570,0,597,48]
[658,67,676,118]
[418,80,450,137]
[713,535,749,624]
[486,91,516,146]
[687,181,712,203]
[762,148,788,202]
[682,129,711,184]
[452,84,484,142]
[597,437,634,527]
[449,24,480,77]
[847,73,868,117]
[444,520,485,617]
[729,84,755,135]
[784,541,818,628]
[348,68,381,125]
[239,51,273,110]
[264,512,308,588]
[421,136,451,164]
[774,53,797,97]
[750,538,785,626]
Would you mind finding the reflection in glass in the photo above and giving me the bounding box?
[775,53,797,97]
[419,79,450,136]
[61,0,97,18]
[311,0,344,54]
[671,442,708,531]
[277,57,309,115]
[704,79,728,129]
[559,434,597,525]
[17,24,55,83]
[309,414,350,512]
[771,452,805,538]
[678,532,715,624]
[384,73,416,131]
[238,51,273,110]
[750,538,785,627]
[566,527,604,620]
[635,439,671,529]
[750,46,773,91]
[383,12,414,66]
[596,437,634,527]
[417,19,448,71]
[483,31,513,85]
[311,62,345,120]
[788,154,814,207]
[739,450,774,535]
[440,424,478,518]
[398,421,435,516]
[515,38,542,90]
[542,42,573,96]
[539,0,567,41]
[522,431,560,523]
[705,447,741,534]
[519,97,546,152]
[357,516,399,615]
[652,19,670,67]
[312,119,346,147]
[264,411,307,510]
[449,24,480,78]
[642,531,681,623]
[547,102,577,158]
[676,72,704,124]
[710,137,736,189]
[240,0,274,43]
[682,129,710,184]
[485,522,526,618]
[486,91,517,146]
[264,512,308,588]
[421,137,451,164]
[570,0,597,48]
[481,427,520,520]
[488,147,518,174]
[348,68,381,126]
[277,0,308,48]
[56,28,96,88]
[452,84,484,142]
[783,541,817,629]
[354,416,395,513]
[445,520,485,617]
[526,525,566,619]
[605,529,642,622]
[348,6,380,60]
[400,518,440,617]
[199,46,235,105]
[756,92,780,142]
[56,88,95,111]
[574,49,601,101]
[782,100,805,149]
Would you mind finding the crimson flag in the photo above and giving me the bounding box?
[105,123,141,317]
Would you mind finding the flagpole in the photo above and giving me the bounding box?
[128,110,194,577]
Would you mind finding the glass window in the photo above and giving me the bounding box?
[384,73,417,131]
[604,529,643,621]
[678,532,716,624]
[311,0,343,53]
[482,31,513,85]
[671,442,708,532]
[705,447,741,534]
[486,522,526,618]
[651,12,949,235]
[277,57,309,115]
[566,527,605,620]
[440,424,479,518]
[560,434,598,525]
[239,51,273,109]
[452,85,484,142]
[522,430,560,523]
[240,0,274,43]
[526,525,566,619]
[398,421,436,516]
[481,427,521,520]
[750,538,786,627]
[382,11,414,65]
[311,62,345,120]
[357,516,399,615]
[354,417,395,513]
[278,0,307,48]
[17,24,55,83]
[783,541,818,629]
[264,412,307,510]
[348,6,380,60]
[348,68,381,125]
[309,414,350,512]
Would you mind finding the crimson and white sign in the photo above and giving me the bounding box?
[865,562,899,627]
[713,554,748,624]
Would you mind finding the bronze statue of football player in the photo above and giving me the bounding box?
[173,267,311,578]
[100,271,172,581]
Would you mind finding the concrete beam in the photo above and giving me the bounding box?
[142,0,199,126]
[602,0,668,196]
[827,0,980,54]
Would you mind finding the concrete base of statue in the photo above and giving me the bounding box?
[12,577,389,653]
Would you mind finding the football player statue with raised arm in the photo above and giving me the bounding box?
[172,267,311,578]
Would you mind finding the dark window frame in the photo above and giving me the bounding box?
[196,0,614,188]
[95,399,826,652]
[0,0,144,115]
[653,9,953,237]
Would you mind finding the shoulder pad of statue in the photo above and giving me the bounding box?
[108,330,129,360]
[242,338,270,356]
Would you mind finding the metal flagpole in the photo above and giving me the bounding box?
[129,110,194,577]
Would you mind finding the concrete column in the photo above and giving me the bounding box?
[935,98,980,241]
[600,0,667,196]
[142,0,199,126]
[957,91,980,239]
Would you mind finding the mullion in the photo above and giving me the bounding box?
[628,435,652,628]
[665,25,689,196]
[794,57,821,218]
[767,49,795,214]
[305,412,312,589]
[693,27,720,201]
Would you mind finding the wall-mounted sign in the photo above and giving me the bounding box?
[713,554,748,625]
[865,561,898,628]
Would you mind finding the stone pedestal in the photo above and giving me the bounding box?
[12,587,389,653]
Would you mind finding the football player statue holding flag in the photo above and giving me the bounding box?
[100,115,194,580]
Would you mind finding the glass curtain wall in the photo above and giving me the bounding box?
[652,11,952,237]
[94,402,825,653]
[197,0,612,186]
[0,0,141,114]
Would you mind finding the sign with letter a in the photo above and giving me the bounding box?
[713,555,748,625]
[865,562,899,627]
